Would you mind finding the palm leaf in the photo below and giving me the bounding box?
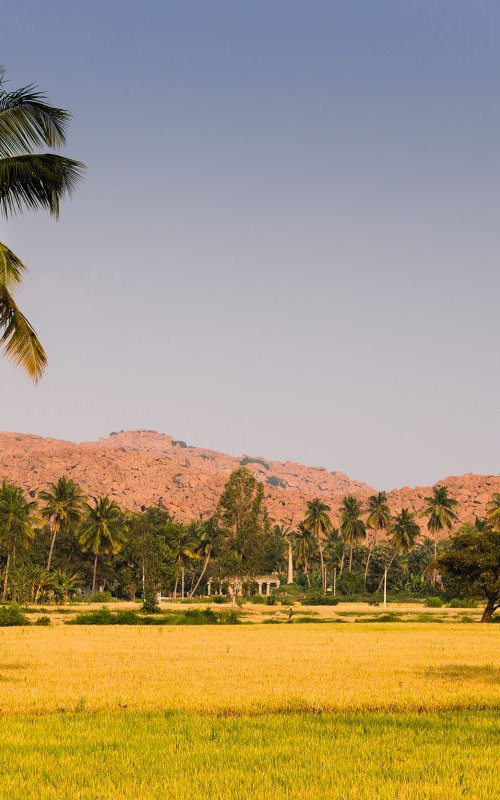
[0,240,26,286]
[0,284,46,380]
[0,154,84,218]
[0,75,71,157]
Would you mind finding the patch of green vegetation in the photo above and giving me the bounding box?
[0,605,30,626]
[239,456,270,470]
[266,475,287,489]
[68,607,241,626]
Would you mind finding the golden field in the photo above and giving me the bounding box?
[1,619,499,715]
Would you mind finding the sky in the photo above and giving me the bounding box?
[1,1,499,490]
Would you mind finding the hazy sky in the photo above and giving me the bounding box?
[1,1,498,489]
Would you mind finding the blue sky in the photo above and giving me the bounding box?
[1,1,498,488]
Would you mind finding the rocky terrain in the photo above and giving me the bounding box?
[0,429,498,535]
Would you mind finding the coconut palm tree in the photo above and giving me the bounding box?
[39,477,86,570]
[365,492,391,583]
[303,499,333,591]
[0,479,38,599]
[0,67,84,379]
[171,526,198,598]
[189,517,220,597]
[339,495,366,573]
[421,485,459,581]
[486,494,500,533]
[294,523,316,587]
[376,509,420,593]
[79,497,124,594]
[273,520,295,584]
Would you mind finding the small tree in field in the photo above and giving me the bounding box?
[438,523,500,622]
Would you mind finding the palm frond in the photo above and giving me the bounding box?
[0,284,46,380]
[0,240,26,287]
[0,80,71,157]
[0,154,84,218]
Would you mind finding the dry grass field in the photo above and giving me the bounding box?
[1,613,499,799]
[1,620,499,715]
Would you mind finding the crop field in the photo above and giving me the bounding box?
[1,617,499,799]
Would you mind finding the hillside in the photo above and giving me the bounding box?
[0,429,498,534]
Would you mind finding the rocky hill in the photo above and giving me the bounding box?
[0,429,498,535]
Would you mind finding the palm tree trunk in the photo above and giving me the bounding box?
[189,549,212,597]
[349,543,353,573]
[2,552,11,600]
[364,531,378,585]
[92,553,98,594]
[376,554,396,593]
[181,566,185,599]
[317,536,326,592]
[287,539,294,584]
[46,526,58,570]
[340,543,346,576]
[173,574,178,599]
[305,565,310,587]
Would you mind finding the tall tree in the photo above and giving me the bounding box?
[438,524,500,622]
[215,468,271,579]
[170,524,198,598]
[294,523,316,587]
[39,477,86,570]
[376,509,420,592]
[486,494,500,533]
[79,497,124,594]
[0,479,38,599]
[189,517,221,597]
[0,68,84,379]
[339,495,366,573]
[421,485,459,581]
[303,499,333,591]
[365,491,391,583]
[273,521,295,584]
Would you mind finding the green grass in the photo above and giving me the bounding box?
[0,711,498,799]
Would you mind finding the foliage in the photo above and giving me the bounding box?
[302,592,339,606]
[0,68,84,379]
[0,603,29,626]
[438,524,500,622]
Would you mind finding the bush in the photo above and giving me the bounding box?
[425,597,443,608]
[212,595,228,604]
[81,592,113,603]
[142,591,160,614]
[302,592,339,606]
[35,615,51,626]
[248,594,267,604]
[448,598,477,608]
[0,605,30,626]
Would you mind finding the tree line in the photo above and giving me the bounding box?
[1,467,499,619]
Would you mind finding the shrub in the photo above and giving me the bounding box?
[85,591,113,604]
[302,593,339,606]
[266,475,287,489]
[448,598,477,608]
[35,615,51,626]
[239,457,270,470]
[142,591,160,614]
[425,597,443,608]
[212,595,228,604]
[248,594,267,604]
[0,605,30,626]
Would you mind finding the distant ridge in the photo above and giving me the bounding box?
[0,429,498,532]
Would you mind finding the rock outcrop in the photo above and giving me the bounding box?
[0,429,498,535]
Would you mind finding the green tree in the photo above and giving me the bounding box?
[438,524,500,622]
[124,507,174,600]
[365,491,391,583]
[0,68,84,379]
[303,498,333,591]
[39,477,86,570]
[189,517,221,597]
[486,494,500,533]
[170,524,198,598]
[0,479,38,599]
[273,521,295,584]
[215,468,271,579]
[339,495,366,574]
[376,509,420,592]
[79,497,125,593]
[294,523,316,587]
[421,486,459,579]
